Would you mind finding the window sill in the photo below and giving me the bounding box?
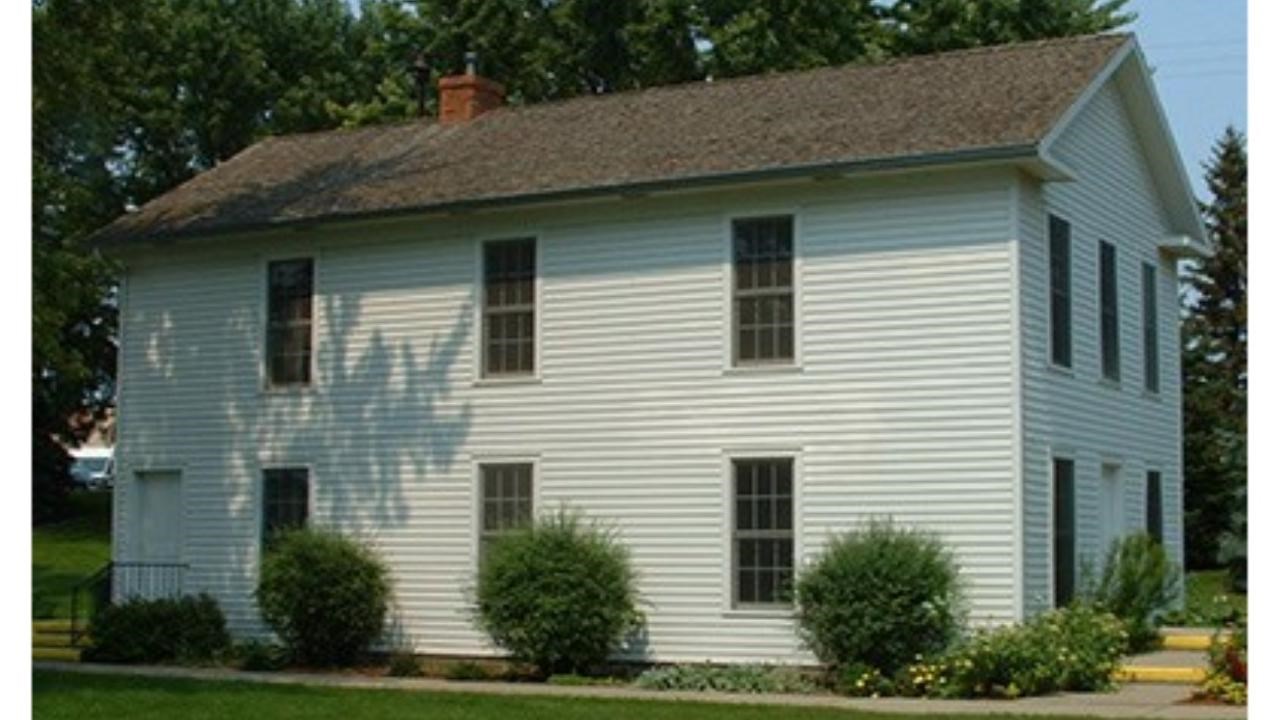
[474,376,542,388]
[722,607,794,620]
[261,383,315,396]
[1045,362,1074,379]
[723,363,803,377]
[1142,389,1162,402]
[1097,376,1121,391]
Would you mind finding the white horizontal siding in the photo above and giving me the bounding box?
[115,167,1020,663]
[1019,79,1185,616]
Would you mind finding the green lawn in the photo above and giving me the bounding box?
[1177,570,1247,626]
[33,492,112,619]
[32,671,1095,720]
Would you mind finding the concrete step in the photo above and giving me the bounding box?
[33,632,78,649]
[1117,648,1209,684]
[32,647,81,663]
[1159,627,1222,651]
[32,619,73,633]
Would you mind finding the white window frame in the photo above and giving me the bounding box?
[471,454,541,569]
[721,448,803,617]
[722,210,804,374]
[260,252,319,393]
[473,234,543,385]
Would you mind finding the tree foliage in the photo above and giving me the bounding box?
[1182,127,1247,571]
[32,0,1134,520]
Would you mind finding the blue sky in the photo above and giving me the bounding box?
[1124,0,1247,199]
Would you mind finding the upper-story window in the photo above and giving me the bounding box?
[1098,241,1120,381]
[732,216,794,366]
[1049,215,1072,368]
[1142,262,1159,393]
[267,258,314,386]
[482,238,536,377]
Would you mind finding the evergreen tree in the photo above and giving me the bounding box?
[1182,127,1247,571]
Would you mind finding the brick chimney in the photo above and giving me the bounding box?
[438,52,505,125]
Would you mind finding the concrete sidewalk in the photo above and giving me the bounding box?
[34,661,1245,719]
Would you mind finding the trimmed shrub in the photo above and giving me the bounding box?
[388,652,424,677]
[85,593,229,664]
[794,521,962,674]
[232,640,287,672]
[634,664,817,694]
[1085,534,1179,652]
[474,508,642,676]
[443,660,492,681]
[256,528,391,667]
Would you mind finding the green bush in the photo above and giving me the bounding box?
[443,660,492,681]
[232,640,287,672]
[255,528,391,667]
[1085,534,1179,652]
[634,664,817,694]
[474,508,643,676]
[794,521,962,674]
[833,662,894,698]
[547,673,626,687]
[914,604,1127,699]
[1198,622,1247,705]
[85,593,229,664]
[387,652,423,677]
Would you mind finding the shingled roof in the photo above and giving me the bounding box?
[94,33,1132,248]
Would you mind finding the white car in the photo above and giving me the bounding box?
[69,448,115,490]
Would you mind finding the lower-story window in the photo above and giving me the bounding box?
[1146,471,1164,544]
[1053,457,1076,607]
[731,458,794,608]
[479,463,534,562]
[262,467,309,547]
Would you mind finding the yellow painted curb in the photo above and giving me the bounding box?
[32,647,81,663]
[1161,635,1213,651]
[33,632,76,649]
[1115,665,1206,684]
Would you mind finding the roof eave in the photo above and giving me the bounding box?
[95,143,1046,253]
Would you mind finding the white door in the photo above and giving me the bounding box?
[1099,464,1125,559]
[135,471,183,563]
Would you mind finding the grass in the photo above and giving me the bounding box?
[33,492,112,619]
[1174,570,1247,626]
[31,671,1097,720]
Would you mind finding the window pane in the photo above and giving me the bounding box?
[1099,241,1120,381]
[1053,458,1076,607]
[482,239,536,377]
[479,464,534,559]
[1049,216,1072,368]
[731,458,795,606]
[732,217,795,365]
[263,468,309,545]
[1142,263,1159,393]
[1146,471,1163,544]
[267,259,313,386]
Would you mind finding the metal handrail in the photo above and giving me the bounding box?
[68,562,113,646]
[67,561,190,645]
